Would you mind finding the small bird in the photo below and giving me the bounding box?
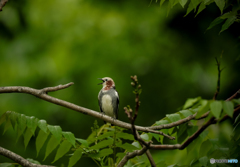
[98,77,119,125]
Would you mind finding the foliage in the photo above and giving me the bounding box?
[0,111,140,166]
[156,0,240,33]
[1,93,239,166]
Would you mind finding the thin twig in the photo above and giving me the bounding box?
[219,105,240,123]
[213,57,223,100]
[117,145,148,167]
[122,76,156,167]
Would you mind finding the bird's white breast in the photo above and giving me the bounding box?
[101,94,114,118]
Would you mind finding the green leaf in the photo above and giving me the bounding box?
[47,125,62,143]
[89,148,113,158]
[177,123,188,138]
[2,111,13,133]
[179,110,193,118]
[179,0,188,8]
[116,152,126,160]
[220,16,237,33]
[210,101,222,118]
[167,127,174,135]
[187,126,198,136]
[3,117,12,134]
[155,119,169,125]
[199,139,212,157]
[26,158,41,164]
[159,135,164,144]
[16,114,27,142]
[166,114,181,123]
[53,140,72,163]
[160,0,166,7]
[116,143,139,151]
[220,11,237,19]
[185,1,194,16]
[195,100,209,118]
[24,127,34,148]
[36,129,50,157]
[222,101,234,117]
[18,114,27,131]
[151,133,160,142]
[199,156,208,166]
[183,97,201,109]
[132,141,141,149]
[76,138,88,147]
[232,98,240,105]
[44,135,60,160]
[97,131,114,140]
[199,129,208,140]
[62,132,76,148]
[116,132,134,140]
[0,163,14,167]
[206,16,225,30]
[9,111,19,131]
[26,116,38,135]
[68,149,82,167]
[90,139,113,150]
[38,120,48,133]
[195,2,206,17]
[235,114,240,124]
[204,0,212,4]
[140,134,150,141]
[191,0,202,10]
[214,0,225,14]
[108,158,114,167]
[0,111,7,126]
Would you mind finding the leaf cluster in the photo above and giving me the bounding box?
[156,0,240,33]
[0,112,143,167]
[127,96,240,166]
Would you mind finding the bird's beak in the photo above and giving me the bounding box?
[98,78,104,85]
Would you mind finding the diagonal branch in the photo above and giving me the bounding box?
[0,83,172,138]
[149,117,217,150]
[0,0,8,11]
[0,146,55,167]
[117,145,148,167]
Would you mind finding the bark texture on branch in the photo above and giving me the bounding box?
[0,0,8,11]
[0,146,54,167]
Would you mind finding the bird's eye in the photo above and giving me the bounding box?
[105,79,108,81]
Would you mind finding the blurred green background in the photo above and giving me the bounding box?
[0,0,239,166]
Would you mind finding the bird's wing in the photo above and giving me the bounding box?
[98,90,103,113]
[115,90,119,119]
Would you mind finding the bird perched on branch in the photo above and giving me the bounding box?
[98,77,119,125]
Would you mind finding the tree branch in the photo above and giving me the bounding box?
[0,0,8,11]
[144,117,217,150]
[0,83,172,138]
[213,57,223,100]
[117,145,148,167]
[0,146,55,167]
[150,88,240,130]
[122,75,156,167]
